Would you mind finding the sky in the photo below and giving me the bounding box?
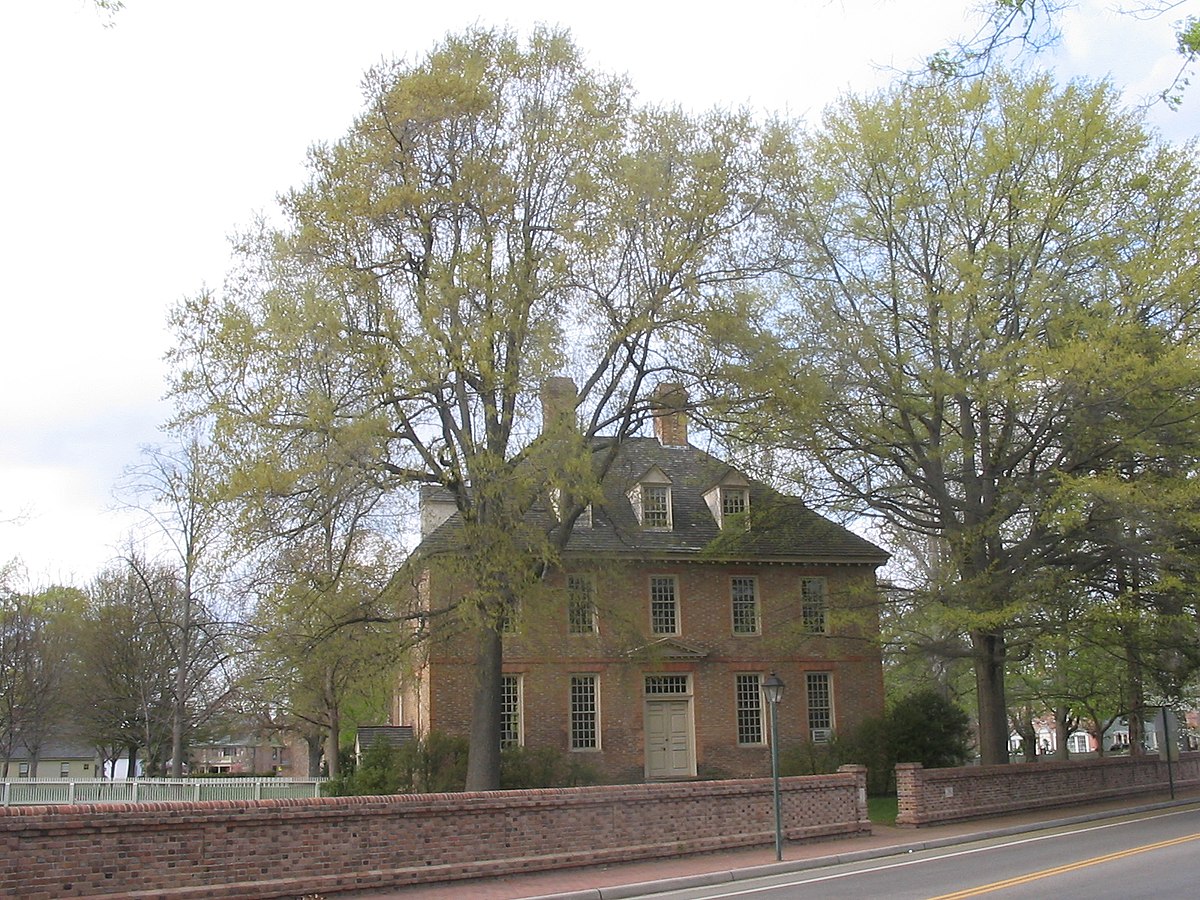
[1,0,1196,587]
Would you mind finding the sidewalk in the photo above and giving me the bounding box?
[344,789,1200,900]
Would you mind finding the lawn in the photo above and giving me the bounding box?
[868,795,898,824]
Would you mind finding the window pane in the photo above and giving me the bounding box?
[644,674,689,695]
[501,675,522,748]
[650,576,679,634]
[722,489,748,517]
[567,574,597,634]
[736,674,764,744]
[801,577,827,633]
[570,675,599,749]
[806,672,832,734]
[643,486,671,529]
[731,577,759,634]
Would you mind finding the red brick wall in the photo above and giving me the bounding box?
[0,770,868,899]
[895,754,1200,826]
[426,560,884,781]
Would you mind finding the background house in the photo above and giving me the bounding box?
[189,733,300,776]
[394,385,889,782]
[1,740,99,779]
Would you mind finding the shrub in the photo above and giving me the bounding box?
[823,689,972,794]
[323,732,469,796]
[500,745,600,789]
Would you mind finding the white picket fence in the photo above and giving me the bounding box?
[0,777,325,807]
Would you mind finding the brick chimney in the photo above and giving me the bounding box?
[541,376,578,433]
[652,383,688,447]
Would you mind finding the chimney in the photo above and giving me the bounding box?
[419,484,457,538]
[541,376,578,433]
[652,383,688,447]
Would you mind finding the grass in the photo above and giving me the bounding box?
[868,795,898,825]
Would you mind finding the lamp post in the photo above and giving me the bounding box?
[762,672,785,861]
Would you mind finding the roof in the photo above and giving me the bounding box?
[418,437,888,566]
[2,740,97,762]
[355,726,415,751]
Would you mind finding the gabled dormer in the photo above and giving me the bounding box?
[628,465,673,531]
[704,471,751,530]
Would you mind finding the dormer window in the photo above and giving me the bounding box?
[629,467,673,531]
[722,488,749,519]
[642,485,672,530]
[704,474,751,530]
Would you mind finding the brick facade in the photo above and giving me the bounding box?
[0,771,868,898]
[420,559,885,781]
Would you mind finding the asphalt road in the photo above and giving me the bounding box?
[618,805,1200,899]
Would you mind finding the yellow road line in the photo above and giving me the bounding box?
[927,832,1200,899]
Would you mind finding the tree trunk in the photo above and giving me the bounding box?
[972,629,1010,765]
[464,619,504,791]
[324,668,341,780]
[305,735,323,778]
[1054,706,1072,760]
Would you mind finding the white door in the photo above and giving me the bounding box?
[645,699,694,779]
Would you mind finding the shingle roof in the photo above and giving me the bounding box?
[356,726,415,751]
[417,437,888,566]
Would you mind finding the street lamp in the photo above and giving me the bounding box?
[762,672,785,861]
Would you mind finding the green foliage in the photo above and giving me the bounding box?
[324,732,470,796]
[887,690,972,770]
[744,69,1200,764]
[781,690,971,795]
[499,745,601,789]
[170,25,777,790]
[779,738,845,777]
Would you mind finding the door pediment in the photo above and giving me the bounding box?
[627,637,709,660]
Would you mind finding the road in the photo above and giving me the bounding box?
[624,805,1200,899]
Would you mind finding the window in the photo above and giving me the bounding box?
[644,674,690,695]
[722,488,748,517]
[501,675,523,748]
[735,674,764,745]
[801,577,828,634]
[60,762,71,778]
[1068,732,1090,754]
[629,468,673,530]
[567,574,597,634]
[642,485,672,530]
[18,763,29,778]
[570,675,600,750]
[650,576,679,634]
[704,479,751,529]
[806,672,833,741]
[731,577,760,634]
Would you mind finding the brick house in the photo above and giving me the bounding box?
[189,734,300,776]
[394,386,888,782]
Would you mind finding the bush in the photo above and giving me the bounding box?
[887,689,971,770]
[785,689,972,795]
[780,737,843,777]
[323,732,469,796]
[500,745,600,789]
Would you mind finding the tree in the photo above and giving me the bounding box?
[0,571,83,777]
[118,437,241,776]
[76,561,178,777]
[169,28,777,790]
[930,1,1200,108]
[754,71,1200,764]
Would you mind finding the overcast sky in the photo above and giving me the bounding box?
[1,0,1196,586]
